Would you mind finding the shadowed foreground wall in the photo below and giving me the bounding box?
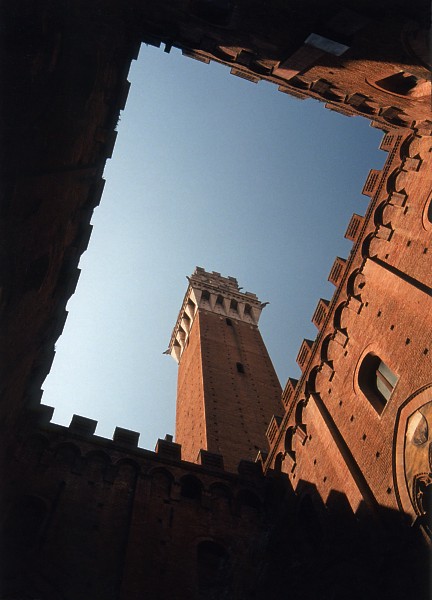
[1,413,428,600]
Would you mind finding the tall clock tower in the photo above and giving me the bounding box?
[167,267,282,472]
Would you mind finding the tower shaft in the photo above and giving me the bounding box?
[168,268,282,471]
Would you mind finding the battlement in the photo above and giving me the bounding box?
[192,266,241,293]
[27,404,267,479]
[166,267,265,363]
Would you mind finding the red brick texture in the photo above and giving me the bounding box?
[266,130,432,520]
[176,313,207,465]
[177,311,282,472]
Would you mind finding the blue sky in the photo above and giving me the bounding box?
[42,45,386,447]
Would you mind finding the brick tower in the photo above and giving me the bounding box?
[167,267,282,471]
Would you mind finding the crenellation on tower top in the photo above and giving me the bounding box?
[167,267,265,364]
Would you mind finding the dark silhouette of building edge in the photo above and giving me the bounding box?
[0,1,431,598]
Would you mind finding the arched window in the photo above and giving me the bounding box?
[375,72,430,97]
[358,353,398,414]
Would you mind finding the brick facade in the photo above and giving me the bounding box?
[170,268,282,471]
[3,412,281,599]
[265,129,432,523]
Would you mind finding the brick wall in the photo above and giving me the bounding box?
[2,420,278,599]
[177,311,282,472]
[266,129,432,522]
[176,313,207,464]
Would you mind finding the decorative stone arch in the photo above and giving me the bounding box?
[333,301,348,332]
[114,457,140,485]
[346,269,366,300]
[295,399,308,440]
[83,450,112,481]
[209,482,232,511]
[20,433,50,463]
[320,334,334,368]
[361,232,378,259]
[180,473,203,500]
[373,200,392,228]
[306,366,320,395]
[393,384,432,531]
[399,133,415,159]
[209,481,231,498]
[399,132,423,160]
[284,426,297,462]
[149,466,174,498]
[375,73,431,99]
[387,168,408,195]
[53,441,81,467]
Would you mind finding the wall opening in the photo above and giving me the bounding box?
[358,353,398,414]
